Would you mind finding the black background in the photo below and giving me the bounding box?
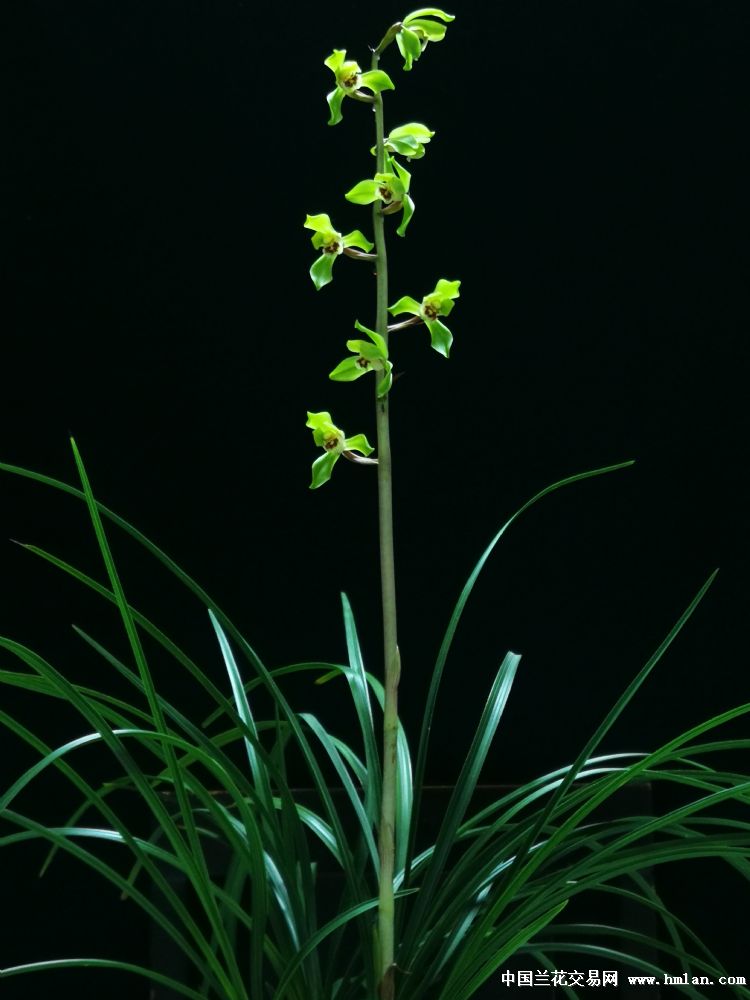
[3,1,749,994]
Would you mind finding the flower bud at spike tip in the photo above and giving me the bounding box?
[397,9,455,70]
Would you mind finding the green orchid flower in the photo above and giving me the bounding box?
[324,50,395,126]
[345,157,414,237]
[397,8,455,71]
[303,214,374,290]
[386,122,434,159]
[371,122,435,160]
[329,321,393,397]
[388,278,461,357]
[306,411,375,489]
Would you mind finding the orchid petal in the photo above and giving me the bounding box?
[310,451,339,489]
[377,361,394,397]
[402,8,455,25]
[342,230,374,252]
[425,316,453,357]
[343,433,374,457]
[405,17,448,41]
[388,296,422,317]
[324,50,347,73]
[326,87,345,126]
[396,193,415,237]
[353,320,387,355]
[391,159,412,191]
[329,357,370,382]
[359,70,396,93]
[310,253,336,290]
[304,213,335,234]
[345,179,382,205]
[435,278,461,301]
[306,411,342,447]
[396,27,422,71]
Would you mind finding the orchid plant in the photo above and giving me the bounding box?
[302,10,749,999]
[0,10,748,1000]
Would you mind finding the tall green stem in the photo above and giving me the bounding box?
[371,41,400,1000]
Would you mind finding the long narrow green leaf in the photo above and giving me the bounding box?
[70,621,329,987]
[462,570,718,955]
[538,922,749,999]
[0,707,226,957]
[403,651,520,957]
[203,660,347,729]
[68,441,246,996]
[0,643,262,994]
[404,744,749,993]
[0,668,154,727]
[272,888,418,1000]
[0,729,144,811]
[438,901,567,1000]
[530,950,582,1000]
[407,461,634,883]
[300,711,379,872]
[530,941,740,1000]
[16,540,242,727]
[209,609,274,815]
[69,441,165,742]
[0,455,372,973]
[0,958,207,999]
[215,639,379,995]
[505,833,749,953]
[593,875,730,982]
[69,625,273,814]
[0,639,195,865]
[444,755,747,917]
[570,781,750,875]
[340,594,382,825]
[0,816,222,992]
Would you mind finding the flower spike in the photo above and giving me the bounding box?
[306,411,376,488]
[388,278,461,357]
[324,49,395,126]
[304,214,374,290]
